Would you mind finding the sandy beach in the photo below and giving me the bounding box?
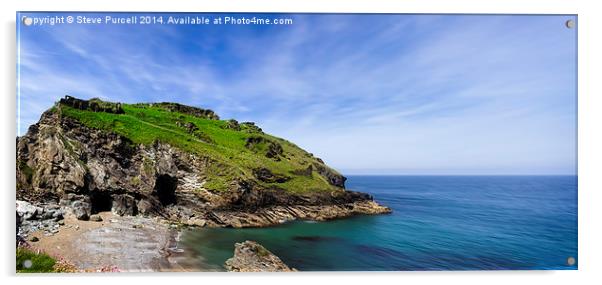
[26,212,207,272]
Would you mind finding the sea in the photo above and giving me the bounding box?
[181,175,578,271]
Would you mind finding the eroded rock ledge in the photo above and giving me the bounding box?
[207,200,391,228]
[225,241,296,272]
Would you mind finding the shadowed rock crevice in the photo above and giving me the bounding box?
[154,174,178,206]
[253,168,290,183]
[89,191,112,213]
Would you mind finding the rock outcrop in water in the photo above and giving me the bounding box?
[16,96,391,228]
[224,241,295,272]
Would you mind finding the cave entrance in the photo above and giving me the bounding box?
[90,191,113,213]
[154,174,177,205]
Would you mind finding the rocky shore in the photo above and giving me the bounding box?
[17,201,65,239]
[16,197,388,271]
[16,202,300,272]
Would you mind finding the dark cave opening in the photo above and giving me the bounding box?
[154,174,178,206]
[90,191,113,213]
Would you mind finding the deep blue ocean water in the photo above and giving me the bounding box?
[182,175,577,271]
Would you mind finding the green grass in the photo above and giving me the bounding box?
[18,161,34,184]
[256,245,271,257]
[58,102,342,194]
[16,248,57,273]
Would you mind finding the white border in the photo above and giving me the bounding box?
[2,1,601,285]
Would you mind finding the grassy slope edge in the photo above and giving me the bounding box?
[57,102,342,194]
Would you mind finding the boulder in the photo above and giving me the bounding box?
[224,240,295,272]
[136,199,154,215]
[40,209,55,220]
[187,217,206,227]
[72,200,91,220]
[265,142,284,160]
[16,200,38,220]
[112,194,137,216]
[224,119,241,131]
[52,209,64,221]
[89,214,103,222]
[59,194,92,220]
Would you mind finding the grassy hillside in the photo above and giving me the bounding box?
[16,248,56,273]
[57,100,341,194]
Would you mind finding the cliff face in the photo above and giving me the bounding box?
[16,96,390,227]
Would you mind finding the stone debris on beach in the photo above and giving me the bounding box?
[16,200,64,238]
[89,214,103,222]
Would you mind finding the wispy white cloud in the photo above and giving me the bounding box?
[17,14,577,174]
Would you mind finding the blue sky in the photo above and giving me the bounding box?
[17,13,577,175]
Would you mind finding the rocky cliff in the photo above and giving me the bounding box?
[16,96,390,228]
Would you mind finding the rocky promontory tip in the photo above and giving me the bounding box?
[225,241,296,272]
[16,96,391,229]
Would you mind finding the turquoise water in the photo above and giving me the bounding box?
[182,175,578,271]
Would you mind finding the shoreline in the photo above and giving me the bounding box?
[18,199,391,272]
[23,211,211,272]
